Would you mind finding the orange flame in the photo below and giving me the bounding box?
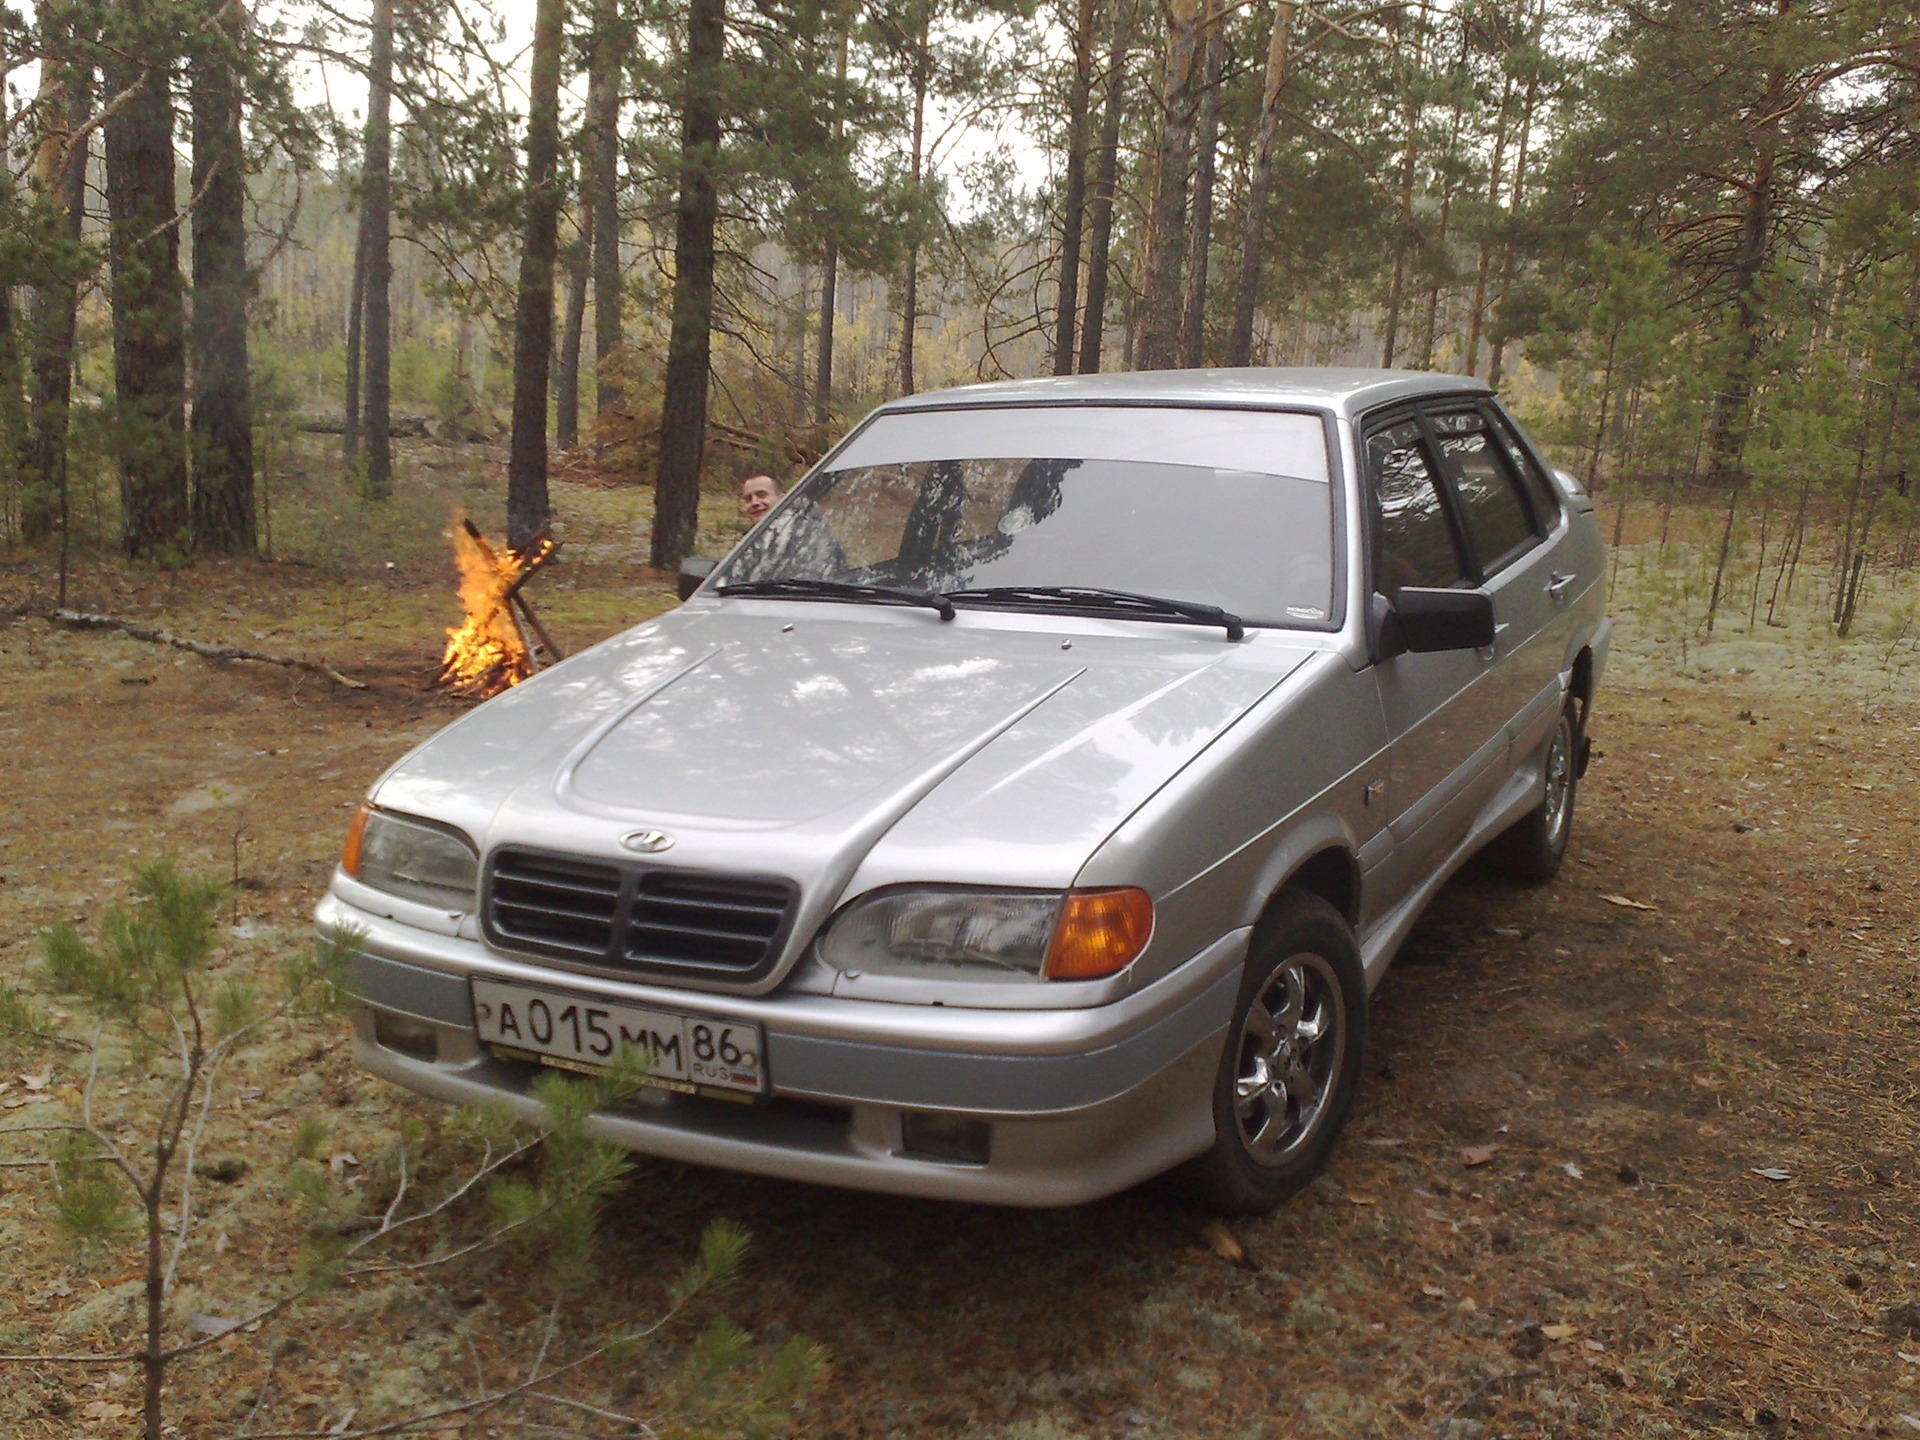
[436,514,554,697]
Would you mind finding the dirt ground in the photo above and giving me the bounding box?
[0,488,1916,1439]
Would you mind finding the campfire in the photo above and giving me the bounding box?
[436,516,564,697]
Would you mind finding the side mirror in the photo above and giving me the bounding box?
[1380,587,1495,656]
[677,556,718,601]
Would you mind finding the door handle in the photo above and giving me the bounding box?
[1547,572,1577,601]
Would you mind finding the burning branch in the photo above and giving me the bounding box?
[435,518,564,697]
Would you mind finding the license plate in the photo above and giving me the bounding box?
[470,978,766,1096]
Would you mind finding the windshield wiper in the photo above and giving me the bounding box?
[943,585,1245,641]
[716,577,955,620]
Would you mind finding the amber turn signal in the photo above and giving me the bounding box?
[340,802,372,878]
[1044,888,1154,980]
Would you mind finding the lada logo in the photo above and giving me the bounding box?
[620,828,676,855]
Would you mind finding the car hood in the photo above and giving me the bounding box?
[374,605,1312,958]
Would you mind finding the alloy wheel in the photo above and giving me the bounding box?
[1542,712,1575,850]
[1232,950,1347,1166]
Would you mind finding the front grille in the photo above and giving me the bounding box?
[485,847,799,983]
[490,852,622,959]
[627,872,793,969]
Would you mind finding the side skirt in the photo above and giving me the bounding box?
[1355,757,1547,993]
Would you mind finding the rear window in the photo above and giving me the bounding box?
[1429,411,1539,575]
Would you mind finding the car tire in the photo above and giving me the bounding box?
[1488,698,1581,884]
[1175,891,1368,1215]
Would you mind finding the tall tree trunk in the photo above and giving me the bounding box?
[343,207,367,471]
[649,0,725,569]
[1416,175,1456,370]
[813,28,849,425]
[1053,0,1098,375]
[0,101,25,536]
[1077,0,1129,375]
[1414,25,1469,371]
[899,26,930,397]
[1380,20,1428,369]
[587,0,625,425]
[1701,0,1795,486]
[1462,67,1515,376]
[359,0,395,496]
[1485,24,1541,389]
[103,31,189,560]
[1134,0,1204,371]
[1178,0,1225,367]
[506,0,570,550]
[24,6,94,545]
[813,243,838,424]
[190,0,256,553]
[1227,0,1295,367]
[1702,145,1780,486]
[554,209,589,451]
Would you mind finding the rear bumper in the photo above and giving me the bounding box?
[320,892,1245,1205]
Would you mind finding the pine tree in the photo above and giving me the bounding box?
[103,0,190,560]
[651,0,727,569]
[189,0,256,553]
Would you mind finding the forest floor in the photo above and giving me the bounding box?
[0,463,1917,1439]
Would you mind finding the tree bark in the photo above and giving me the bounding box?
[1227,0,1295,368]
[1134,0,1204,371]
[899,22,930,397]
[1462,67,1514,377]
[1702,137,1781,485]
[1416,171,1456,371]
[24,7,94,545]
[359,0,395,497]
[0,54,23,531]
[103,27,189,560]
[343,203,368,472]
[1053,0,1098,376]
[587,0,625,424]
[813,28,849,424]
[507,0,570,550]
[1178,0,1225,368]
[1485,29,1540,390]
[1380,19,1429,369]
[190,0,256,554]
[0,144,25,533]
[813,243,839,424]
[1076,1,1128,375]
[650,0,725,569]
[554,209,589,451]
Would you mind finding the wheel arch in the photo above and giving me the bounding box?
[1569,646,1594,718]
[1568,645,1596,775]
[1257,845,1360,934]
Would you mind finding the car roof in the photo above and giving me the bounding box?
[877,367,1493,422]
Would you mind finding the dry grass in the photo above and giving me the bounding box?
[0,491,1915,1438]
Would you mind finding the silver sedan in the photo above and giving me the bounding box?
[317,368,1608,1213]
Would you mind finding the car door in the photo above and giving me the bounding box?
[1423,403,1570,764]
[1363,413,1506,895]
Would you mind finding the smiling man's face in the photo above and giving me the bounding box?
[741,476,781,522]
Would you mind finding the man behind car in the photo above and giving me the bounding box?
[741,474,782,523]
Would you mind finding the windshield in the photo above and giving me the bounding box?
[714,405,1337,627]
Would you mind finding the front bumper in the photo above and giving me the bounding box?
[318,891,1246,1206]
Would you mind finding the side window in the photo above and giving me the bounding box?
[1428,410,1538,576]
[1367,419,1465,596]
[1483,404,1562,527]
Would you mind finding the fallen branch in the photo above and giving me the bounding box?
[49,610,371,692]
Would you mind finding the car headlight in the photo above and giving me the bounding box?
[341,804,479,912]
[817,886,1152,982]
